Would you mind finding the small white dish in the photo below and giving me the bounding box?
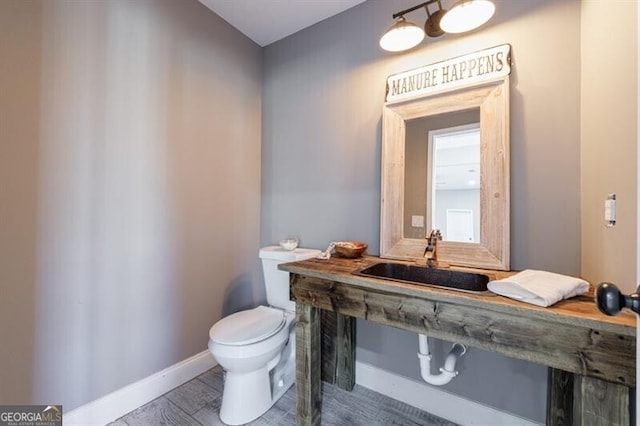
[279,238,299,251]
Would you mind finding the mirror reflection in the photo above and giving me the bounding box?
[404,110,480,243]
[432,123,480,242]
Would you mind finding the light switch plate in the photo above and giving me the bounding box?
[411,215,424,228]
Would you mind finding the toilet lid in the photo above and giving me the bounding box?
[209,306,286,346]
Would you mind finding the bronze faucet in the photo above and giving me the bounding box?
[424,229,442,267]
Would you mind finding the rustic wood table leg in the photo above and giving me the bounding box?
[548,368,632,426]
[335,313,356,391]
[573,375,631,426]
[296,303,321,426]
[321,310,337,385]
[547,368,574,426]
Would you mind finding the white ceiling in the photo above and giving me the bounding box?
[198,0,368,47]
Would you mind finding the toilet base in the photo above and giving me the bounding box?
[219,332,296,425]
[220,366,272,425]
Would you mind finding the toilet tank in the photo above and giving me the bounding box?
[259,246,320,312]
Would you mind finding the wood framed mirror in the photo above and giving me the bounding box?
[380,76,510,270]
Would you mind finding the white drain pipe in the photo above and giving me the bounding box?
[417,334,466,386]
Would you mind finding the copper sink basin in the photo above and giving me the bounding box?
[354,262,490,293]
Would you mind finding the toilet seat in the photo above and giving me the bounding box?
[209,306,285,346]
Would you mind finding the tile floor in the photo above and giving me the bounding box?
[108,365,458,426]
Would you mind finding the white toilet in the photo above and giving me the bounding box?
[208,246,320,425]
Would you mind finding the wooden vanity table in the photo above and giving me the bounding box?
[280,256,636,426]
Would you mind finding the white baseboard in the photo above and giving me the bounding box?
[355,361,542,426]
[64,351,217,426]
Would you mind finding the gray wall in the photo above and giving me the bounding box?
[0,0,262,410]
[262,0,583,422]
[581,1,638,293]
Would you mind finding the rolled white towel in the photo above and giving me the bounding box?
[487,269,589,307]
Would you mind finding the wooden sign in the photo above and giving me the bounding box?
[385,44,511,103]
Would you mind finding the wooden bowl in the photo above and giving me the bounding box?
[334,241,368,258]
